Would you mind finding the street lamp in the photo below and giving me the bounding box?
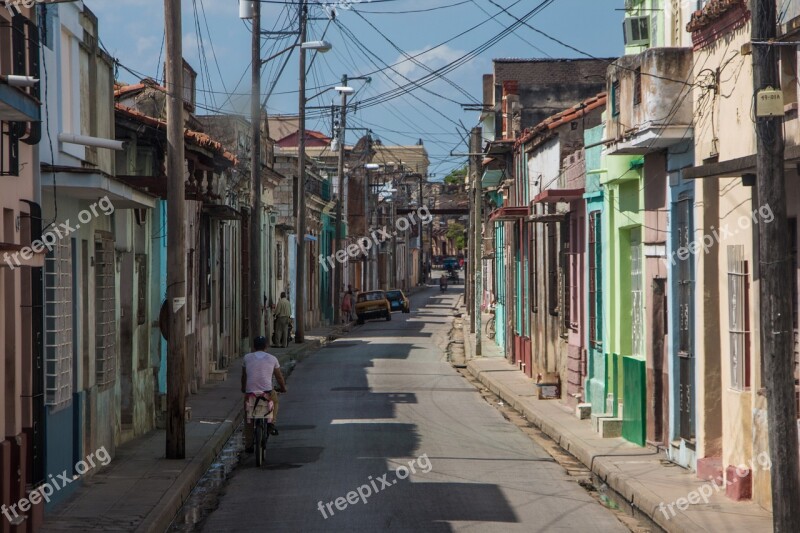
[332,77,369,324]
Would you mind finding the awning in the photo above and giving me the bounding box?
[489,206,529,222]
[41,167,157,209]
[202,204,242,220]
[533,188,585,204]
[0,242,45,268]
[528,212,568,223]
[682,144,800,179]
[482,169,504,189]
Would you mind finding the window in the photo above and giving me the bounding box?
[547,209,559,315]
[44,239,72,408]
[588,212,602,346]
[623,16,650,46]
[530,221,538,313]
[677,197,693,356]
[136,254,147,326]
[276,241,283,280]
[727,245,750,390]
[199,215,211,309]
[612,80,621,116]
[561,217,571,331]
[633,68,642,106]
[789,219,799,394]
[630,230,644,357]
[95,232,116,389]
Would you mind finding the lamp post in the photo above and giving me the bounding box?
[332,76,368,324]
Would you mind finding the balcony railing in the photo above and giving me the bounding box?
[306,176,331,202]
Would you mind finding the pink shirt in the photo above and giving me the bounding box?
[243,351,280,392]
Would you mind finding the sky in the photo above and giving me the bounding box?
[85,0,625,177]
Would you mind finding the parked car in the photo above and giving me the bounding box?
[355,291,392,324]
[443,256,459,271]
[386,289,410,313]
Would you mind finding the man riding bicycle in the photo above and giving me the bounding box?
[241,336,287,453]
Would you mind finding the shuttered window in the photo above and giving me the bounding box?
[727,245,750,390]
[95,232,117,389]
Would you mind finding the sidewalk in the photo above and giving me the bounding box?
[42,322,351,533]
[457,311,773,533]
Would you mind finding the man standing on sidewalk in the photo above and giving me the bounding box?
[275,292,292,347]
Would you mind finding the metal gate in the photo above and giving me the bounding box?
[676,196,695,441]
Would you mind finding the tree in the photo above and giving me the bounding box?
[447,222,466,251]
[444,166,467,185]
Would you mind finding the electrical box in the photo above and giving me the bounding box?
[756,87,784,117]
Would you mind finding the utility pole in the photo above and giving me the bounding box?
[164,0,186,459]
[471,127,482,355]
[295,0,308,343]
[334,74,348,325]
[752,1,800,529]
[364,167,370,291]
[249,0,263,343]
[418,175,424,285]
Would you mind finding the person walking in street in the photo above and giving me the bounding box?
[275,292,292,347]
[341,289,354,323]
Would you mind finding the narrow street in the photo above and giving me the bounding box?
[200,283,628,533]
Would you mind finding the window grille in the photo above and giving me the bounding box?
[44,239,72,408]
[630,231,644,357]
[588,212,602,346]
[95,233,116,388]
[727,245,750,390]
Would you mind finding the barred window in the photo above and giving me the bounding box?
[44,239,72,408]
[728,245,750,390]
[95,232,117,389]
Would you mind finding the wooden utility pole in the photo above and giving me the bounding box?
[164,0,186,459]
[334,74,348,325]
[752,1,800,529]
[249,0,263,342]
[471,127,482,356]
[295,0,308,343]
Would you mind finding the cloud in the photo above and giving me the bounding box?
[392,44,465,79]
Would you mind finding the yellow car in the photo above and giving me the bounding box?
[386,289,410,313]
[355,291,391,324]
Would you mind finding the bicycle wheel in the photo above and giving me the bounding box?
[254,422,264,467]
[486,317,496,340]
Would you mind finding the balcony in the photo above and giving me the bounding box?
[0,12,41,122]
[306,175,331,202]
[604,48,693,156]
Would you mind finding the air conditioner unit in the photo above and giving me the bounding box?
[623,16,650,46]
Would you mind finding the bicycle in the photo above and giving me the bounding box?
[485,308,496,340]
[249,393,274,467]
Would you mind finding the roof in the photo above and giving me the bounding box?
[493,57,617,64]
[516,92,607,149]
[371,144,430,174]
[268,115,300,142]
[115,104,237,165]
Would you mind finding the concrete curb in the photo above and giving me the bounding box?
[137,322,353,532]
[466,361,705,533]
[139,399,244,533]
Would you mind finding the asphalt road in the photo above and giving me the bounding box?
[200,283,628,533]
